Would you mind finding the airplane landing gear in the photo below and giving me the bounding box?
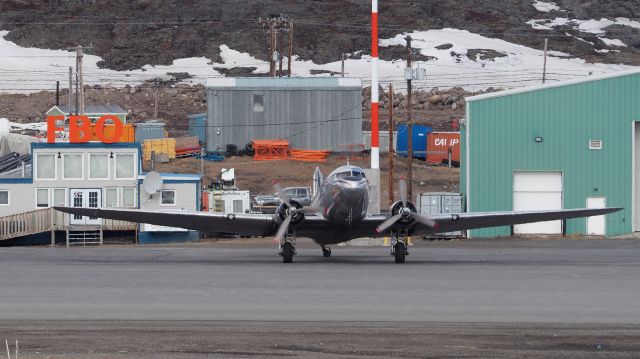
[393,242,406,263]
[322,246,331,258]
[391,230,409,264]
[281,242,294,263]
[279,230,297,263]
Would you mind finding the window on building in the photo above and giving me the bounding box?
[36,154,55,179]
[89,154,109,179]
[53,188,66,206]
[161,190,176,205]
[63,154,83,179]
[36,188,49,208]
[122,188,136,207]
[115,154,135,179]
[253,94,264,112]
[105,188,118,207]
[0,190,9,206]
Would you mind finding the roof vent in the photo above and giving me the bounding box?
[589,140,603,150]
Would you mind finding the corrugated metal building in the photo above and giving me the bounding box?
[206,77,362,151]
[461,69,640,238]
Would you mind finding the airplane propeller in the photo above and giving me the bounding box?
[273,182,321,243]
[376,178,438,233]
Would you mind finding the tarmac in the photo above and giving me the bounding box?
[0,238,639,357]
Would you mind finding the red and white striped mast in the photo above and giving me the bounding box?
[370,0,380,169]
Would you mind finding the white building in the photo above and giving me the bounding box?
[0,142,201,245]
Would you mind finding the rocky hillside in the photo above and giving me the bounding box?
[0,0,638,131]
[0,0,638,71]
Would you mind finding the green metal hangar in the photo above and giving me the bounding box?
[461,69,640,238]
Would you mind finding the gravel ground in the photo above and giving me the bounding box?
[0,321,639,358]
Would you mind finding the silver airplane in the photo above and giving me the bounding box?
[55,165,621,263]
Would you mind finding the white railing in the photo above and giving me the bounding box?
[0,208,59,240]
[0,208,137,241]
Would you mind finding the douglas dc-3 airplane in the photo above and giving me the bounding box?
[56,165,621,263]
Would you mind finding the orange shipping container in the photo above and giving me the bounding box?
[426,132,460,165]
[90,124,135,142]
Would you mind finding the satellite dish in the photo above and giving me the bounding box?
[143,171,163,195]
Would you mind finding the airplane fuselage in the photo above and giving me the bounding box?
[312,165,369,228]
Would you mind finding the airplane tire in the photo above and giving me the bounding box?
[322,247,331,258]
[394,242,406,264]
[282,242,294,263]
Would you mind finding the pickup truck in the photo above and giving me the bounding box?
[253,186,312,213]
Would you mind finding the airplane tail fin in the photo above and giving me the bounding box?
[313,167,323,196]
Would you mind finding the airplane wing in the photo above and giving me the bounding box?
[54,206,276,236]
[359,207,622,237]
[55,206,622,241]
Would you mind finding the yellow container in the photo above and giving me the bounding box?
[143,138,176,160]
[90,124,135,142]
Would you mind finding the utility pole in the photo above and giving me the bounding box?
[75,71,79,115]
[153,86,160,119]
[68,67,73,112]
[55,81,60,106]
[67,45,91,114]
[542,38,548,84]
[278,30,283,76]
[341,53,345,77]
[405,35,413,201]
[388,84,394,205]
[288,21,293,77]
[259,16,292,78]
[271,27,277,77]
[76,46,84,115]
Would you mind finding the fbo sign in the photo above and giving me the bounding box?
[47,115,124,143]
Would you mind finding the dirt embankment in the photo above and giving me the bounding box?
[0,83,206,135]
[1,83,482,134]
[152,154,460,199]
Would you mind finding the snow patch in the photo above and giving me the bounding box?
[0,28,635,96]
[528,17,640,35]
[600,38,627,47]
[532,1,562,13]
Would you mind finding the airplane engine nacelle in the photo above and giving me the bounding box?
[389,200,418,226]
[277,200,305,224]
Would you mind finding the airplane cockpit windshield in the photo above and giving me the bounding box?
[334,170,365,179]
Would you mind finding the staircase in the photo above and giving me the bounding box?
[65,225,103,247]
[0,208,61,241]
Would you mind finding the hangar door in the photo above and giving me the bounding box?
[513,172,562,234]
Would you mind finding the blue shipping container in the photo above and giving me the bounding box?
[396,124,432,159]
[188,113,207,145]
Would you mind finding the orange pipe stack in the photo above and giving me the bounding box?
[289,149,331,162]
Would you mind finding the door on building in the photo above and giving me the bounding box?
[586,197,606,235]
[70,189,101,225]
[513,171,563,234]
